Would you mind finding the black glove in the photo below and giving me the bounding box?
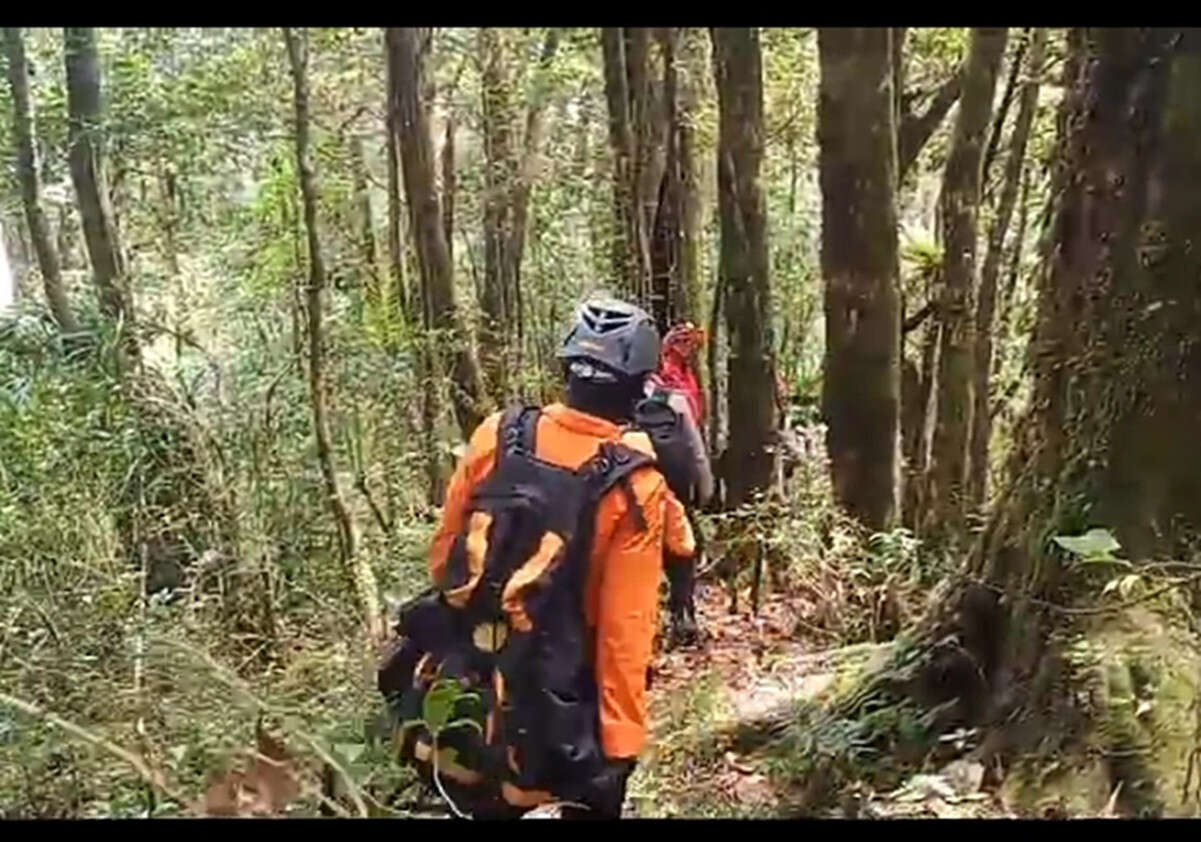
[566,758,636,820]
[665,555,699,648]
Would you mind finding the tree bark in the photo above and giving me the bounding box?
[676,29,704,327]
[387,27,487,442]
[817,27,903,530]
[63,27,136,355]
[712,27,777,507]
[997,163,1030,344]
[440,114,455,269]
[479,27,517,400]
[349,133,382,308]
[383,33,410,323]
[4,28,77,334]
[952,26,1192,738]
[981,31,1029,197]
[968,28,1045,507]
[924,27,1007,535]
[283,27,383,642]
[508,28,561,373]
[815,39,1201,802]
[650,28,682,334]
[601,28,654,305]
[897,67,964,181]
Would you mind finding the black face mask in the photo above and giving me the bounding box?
[564,368,644,424]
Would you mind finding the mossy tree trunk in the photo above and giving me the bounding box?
[968,29,1046,508]
[923,28,1007,536]
[64,27,137,360]
[817,27,903,531]
[863,28,1201,780]
[387,27,488,443]
[4,28,77,334]
[712,27,777,507]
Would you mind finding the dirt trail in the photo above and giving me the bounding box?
[628,581,1016,819]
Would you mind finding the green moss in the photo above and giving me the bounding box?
[1001,604,1201,818]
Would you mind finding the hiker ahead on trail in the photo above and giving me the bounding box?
[639,322,712,646]
[379,298,695,819]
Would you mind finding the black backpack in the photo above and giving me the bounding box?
[377,405,654,810]
[633,387,700,506]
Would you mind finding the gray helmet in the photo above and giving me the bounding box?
[557,298,660,378]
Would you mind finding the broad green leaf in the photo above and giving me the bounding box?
[421,679,462,734]
[1052,528,1124,562]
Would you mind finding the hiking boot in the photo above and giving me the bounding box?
[669,602,700,648]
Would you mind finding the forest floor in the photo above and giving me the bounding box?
[613,581,1019,820]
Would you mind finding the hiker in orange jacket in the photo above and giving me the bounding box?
[427,299,695,819]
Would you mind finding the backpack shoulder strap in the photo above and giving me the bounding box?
[583,441,657,533]
[496,404,541,465]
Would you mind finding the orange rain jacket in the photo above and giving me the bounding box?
[429,402,695,760]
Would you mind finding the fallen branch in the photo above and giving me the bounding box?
[0,689,188,808]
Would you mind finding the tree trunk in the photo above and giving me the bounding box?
[809,39,1201,812]
[676,29,704,327]
[4,28,77,334]
[968,28,1045,507]
[929,27,1198,755]
[349,133,382,308]
[508,28,561,376]
[650,28,682,334]
[283,27,383,642]
[441,117,455,269]
[981,31,1028,195]
[479,27,517,400]
[897,67,964,181]
[924,28,1007,535]
[387,27,487,442]
[997,163,1030,344]
[707,267,724,461]
[383,33,410,323]
[712,27,776,507]
[63,27,136,356]
[601,27,654,305]
[818,28,902,530]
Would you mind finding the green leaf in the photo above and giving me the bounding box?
[1052,528,1125,562]
[443,717,483,736]
[421,679,462,734]
[333,742,365,765]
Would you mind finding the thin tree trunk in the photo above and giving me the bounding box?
[283,27,382,642]
[924,27,1007,535]
[383,33,410,323]
[388,27,488,441]
[350,133,382,308]
[968,28,1045,507]
[508,29,560,380]
[650,27,681,333]
[479,27,516,400]
[898,67,964,181]
[997,163,1031,344]
[56,203,75,272]
[628,27,659,278]
[981,30,1029,194]
[818,27,903,530]
[63,27,136,356]
[712,27,776,507]
[677,28,705,327]
[508,28,560,302]
[4,28,77,334]
[441,115,455,269]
